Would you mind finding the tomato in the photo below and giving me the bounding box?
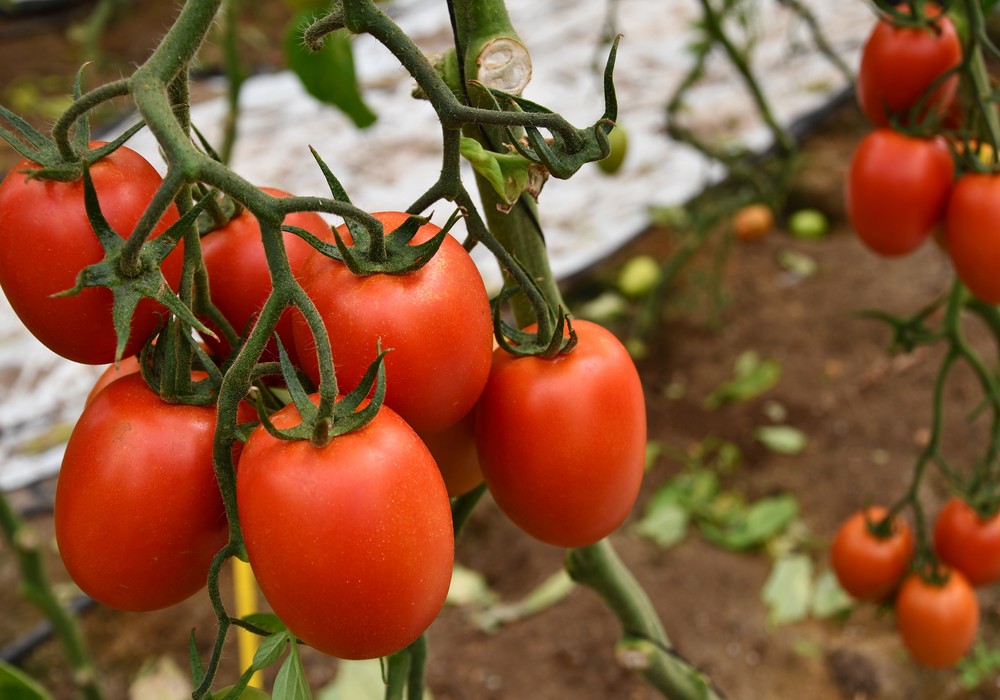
[55,374,227,611]
[474,319,646,548]
[732,203,773,243]
[292,211,493,432]
[85,354,143,405]
[0,143,182,364]
[945,173,1000,303]
[200,188,330,363]
[830,506,913,601]
[845,129,954,257]
[237,395,454,659]
[857,5,961,127]
[933,498,1000,587]
[418,407,484,497]
[895,568,980,668]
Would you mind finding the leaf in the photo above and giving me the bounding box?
[446,564,500,607]
[810,569,853,619]
[700,493,798,550]
[754,425,808,455]
[0,661,53,700]
[284,12,376,128]
[254,631,291,669]
[459,137,540,207]
[273,641,311,700]
[129,656,192,700]
[317,659,385,700]
[762,554,813,626]
[776,249,817,278]
[634,498,689,548]
[704,351,781,409]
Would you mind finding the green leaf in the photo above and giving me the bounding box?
[704,351,781,409]
[810,569,853,619]
[459,137,538,207]
[754,425,808,455]
[317,659,385,700]
[634,498,689,548]
[0,661,53,700]
[254,632,291,669]
[284,12,376,128]
[762,554,813,626]
[244,612,287,635]
[700,493,798,550]
[273,642,311,700]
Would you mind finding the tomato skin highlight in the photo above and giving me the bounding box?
[945,173,1000,304]
[200,188,330,363]
[55,374,227,611]
[474,320,646,548]
[292,211,493,432]
[895,568,980,668]
[933,498,1000,587]
[237,396,454,660]
[857,5,961,127]
[845,130,954,257]
[830,506,913,601]
[0,144,182,364]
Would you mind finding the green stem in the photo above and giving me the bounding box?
[219,0,247,165]
[0,493,105,700]
[566,541,722,700]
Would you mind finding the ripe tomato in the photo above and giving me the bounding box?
[830,506,913,601]
[55,374,227,611]
[857,5,961,127]
[200,188,330,363]
[845,129,954,257]
[292,212,493,432]
[474,319,646,548]
[85,354,143,405]
[237,396,454,659]
[933,498,1000,587]
[945,172,1000,303]
[895,568,980,668]
[418,408,484,497]
[732,203,773,243]
[0,143,182,364]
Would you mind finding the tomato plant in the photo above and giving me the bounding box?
[474,319,646,548]
[0,143,182,364]
[54,374,227,611]
[829,506,913,601]
[945,172,1000,303]
[856,4,961,127]
[895,568,980,668]
[292,211,493,432]
[236,395,454,660]
[845,129,953,257]
[933,498,1000,587]
[200,187,330,363]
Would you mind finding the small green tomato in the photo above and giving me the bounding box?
[597,125,629,175]
[788,209,829,240]
[617,255,661,299]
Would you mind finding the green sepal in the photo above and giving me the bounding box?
[492,283,578,358]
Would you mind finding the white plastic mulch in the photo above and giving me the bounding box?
[0,0,874,490]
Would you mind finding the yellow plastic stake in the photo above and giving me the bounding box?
[233,558,264,689]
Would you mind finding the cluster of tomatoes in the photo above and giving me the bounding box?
[0,137,647,661]
[846,3,1000,306]
[830,500,998,668]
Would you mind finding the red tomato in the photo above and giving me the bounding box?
[0,143,182,364]
[474,320,646,548]
[292,212,493,432]
[895,568,980,668]
[857,5,961,127]
[933,498,1000,587]
[237,395,454,659]
[845,130,954,257]
[85,354,143,405]
[945,173,1000,303]
[55,374,227,611]
[200,188,330,363]
[418,407,484,497]
[830,506,913,601]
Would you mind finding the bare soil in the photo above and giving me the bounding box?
[2,3,999,700]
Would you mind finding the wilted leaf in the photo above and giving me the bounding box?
[129,656,191,700]
[776,249,817,278]
[317,659,385,700]
[810,569,853,619]
[755,425,808,455]
[700,493,797,550]
[284,12,376,128]
[705,351,781,409]
[762,554,813,626]
[447,564,499,607]
[634,498,689,548]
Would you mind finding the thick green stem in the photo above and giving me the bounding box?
[566,541,722,700]
[0,493,105,700]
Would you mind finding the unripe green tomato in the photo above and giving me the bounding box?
[617,254,661,298]
[597,125,629,175]
[211,685,270,699]
[788,209,829,239]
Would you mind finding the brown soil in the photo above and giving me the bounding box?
[2,3,1000,700]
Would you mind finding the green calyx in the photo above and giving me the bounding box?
[492,283,578,359]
